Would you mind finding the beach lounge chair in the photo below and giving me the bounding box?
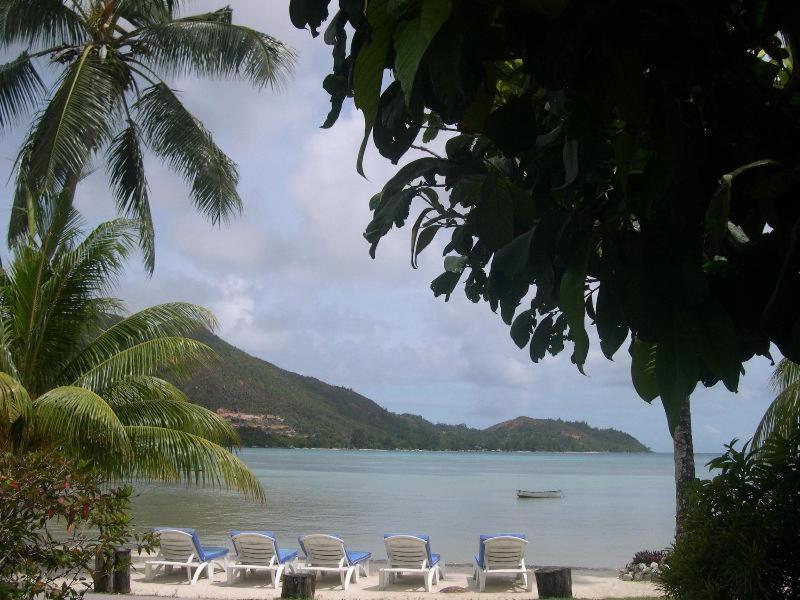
[473,533,533,592]
[144,528,228,585]
[296,534,371,590]
[226,531,298,588]
[380,534,444,592]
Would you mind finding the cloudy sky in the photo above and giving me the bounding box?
[0,1,780,452]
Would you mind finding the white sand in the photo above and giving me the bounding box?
[89,559,660,600]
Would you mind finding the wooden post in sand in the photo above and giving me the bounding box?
[281,573,316,599]
[93,554,112,592]
[535,566,572,598]
[112,548,132,593]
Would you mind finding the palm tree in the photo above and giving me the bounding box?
[753,358,800,447]
[0,0,295,271]
[0,192,264,500]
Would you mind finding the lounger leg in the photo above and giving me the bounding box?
[275,565,285,590]
[185,566,192,583]
[425,569,435,592]
[478,570,486,592]
[191,563,207,585]
[363,560,370,577]
[525,570,533,592]
[439,564,445,581]
[226,566,235,585]
[379,570,385,590]
[343,566,355,590]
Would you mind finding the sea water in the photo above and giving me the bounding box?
[130,449,717,568]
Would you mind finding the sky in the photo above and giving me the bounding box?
[0,1,781,453]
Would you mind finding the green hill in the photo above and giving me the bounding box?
[178,329,650,452]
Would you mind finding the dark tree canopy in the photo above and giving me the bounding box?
[292,0,800,432]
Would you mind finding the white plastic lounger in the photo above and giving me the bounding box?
[227,531,298,588]
[145,528,228,585]
[473,533,533,592]
[297,534,371,590]
[380,534,444,592]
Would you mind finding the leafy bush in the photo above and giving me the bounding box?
[0,451,151,600]
[659,431,800,599]
[632,549,668,565]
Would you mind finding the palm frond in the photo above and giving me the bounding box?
[110,382,238,446]
[0,316,21,379]
[23,47,124,194]
[0,0,86,47]
[113,0,183,26]
[106,121,155,272]
[111,425,264,501]
[72,337,215,394]
[34,385,130,456]
[134,83,242,224]
[0,52,45,131]
[754,359,800,447]
[136,12,296,89]
[61,302,216,382]
[0,371,32,427]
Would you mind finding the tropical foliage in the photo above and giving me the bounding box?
[754,359,800,448]
[0,0,295,270]
[0,451,152,600]
[0,195,263,500]
[659,433,800,599]
[292,0,800,527]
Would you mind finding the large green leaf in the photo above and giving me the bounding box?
[393,0,451,106]
[353,0,395,175]
[72,337,215,395]
[630,337,658,402]
[135,83,242,224]
[0,52,44,130]
[106,122,155,272]
[137,15,296,89]
[753,359,800,447]
[0,0,85,46]
[471,171,515,251]
[596,285,628,359]
[62,303,217,383]
[559,247,590,373]
[116,426,265,502]
[655,333,699,434]
[23,48,123,193]
[34,385,130,456]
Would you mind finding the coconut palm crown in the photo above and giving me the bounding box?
[0,193,264,501]
[0,0,295,271]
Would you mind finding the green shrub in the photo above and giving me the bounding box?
[659,431,800,599]
[0,451,152,600]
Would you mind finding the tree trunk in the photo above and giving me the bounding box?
[672,395,696,538]
[281,573,316,599]
[93,554,112,593]
[535,567,572,598]
[113,548,131,594]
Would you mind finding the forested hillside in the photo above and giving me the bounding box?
[179,330,649,452]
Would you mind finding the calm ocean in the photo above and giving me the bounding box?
[130,448,718,569]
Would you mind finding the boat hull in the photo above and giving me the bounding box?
[517,490,562,499]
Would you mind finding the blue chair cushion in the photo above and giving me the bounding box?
[152,527,229,563]
[346,550,371,565]
[278,549,298,563]
[231,531,297,565]
[476,533,526,569]
[298,535,368,567]
[202,546,229,561]
[384,533,434,565]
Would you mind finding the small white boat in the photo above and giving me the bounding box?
[516,489,562,499]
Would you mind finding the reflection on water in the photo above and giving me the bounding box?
[130,449,717,568]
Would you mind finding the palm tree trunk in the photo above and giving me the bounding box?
[672,394,695,538]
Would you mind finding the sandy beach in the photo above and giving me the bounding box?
[87,558,660,600]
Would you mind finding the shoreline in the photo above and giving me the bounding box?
[238,446,656,454]
[91,557,660,599]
